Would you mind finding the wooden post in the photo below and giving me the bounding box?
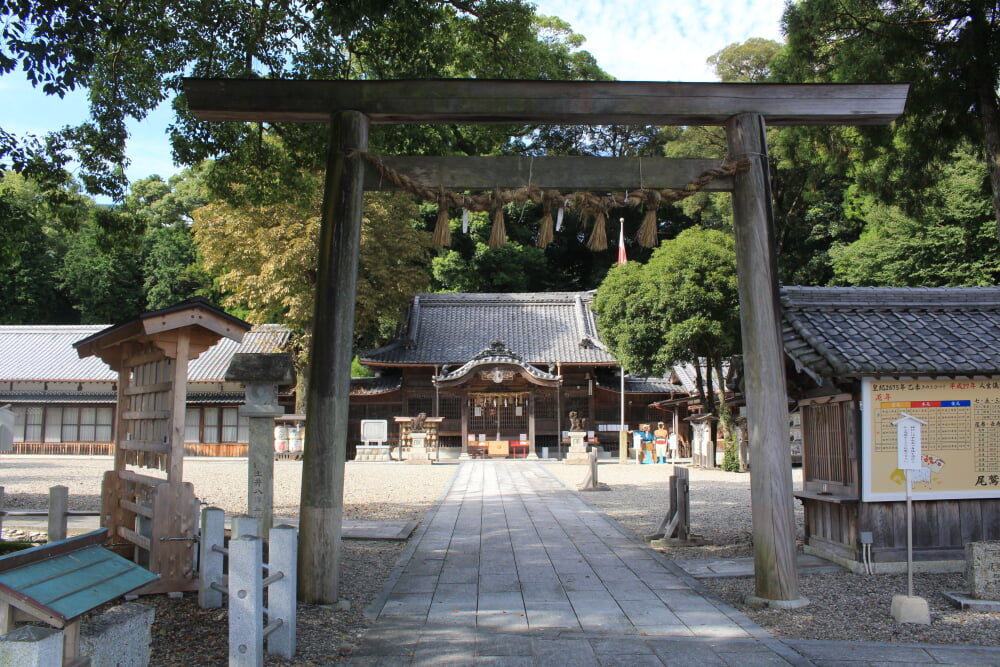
[726,113,804,606]
[298,110,368,604]
[169,331,191,485]
[460,396,470,459]
[528,390,538,459]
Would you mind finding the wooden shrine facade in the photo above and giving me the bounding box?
[782,286,1000,570]
[350,292,684,459]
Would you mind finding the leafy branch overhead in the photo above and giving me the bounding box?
[0,0,608,199]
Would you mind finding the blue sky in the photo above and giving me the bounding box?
[1,0,787,189]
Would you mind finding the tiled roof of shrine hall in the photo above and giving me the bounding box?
[360,292,618,367]
[780,286,1000,379]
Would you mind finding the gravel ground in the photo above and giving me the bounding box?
[544,461,1000,648]
[2,457,998,663]
[0,456,456,665]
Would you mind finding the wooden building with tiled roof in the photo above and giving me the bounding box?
[781,286,1000,570]
[352,292,687,459]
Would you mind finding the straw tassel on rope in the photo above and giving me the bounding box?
[537,192,556,248]
[488,190,507,249]
[587,205,608,252]
[638,189,661,248]
[433,186,452,247]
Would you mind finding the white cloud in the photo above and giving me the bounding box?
[534,0,787,81]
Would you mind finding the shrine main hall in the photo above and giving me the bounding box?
[349,291,685,459]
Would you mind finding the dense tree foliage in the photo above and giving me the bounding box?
[830,144,1000,285]
[778,0,1000,235]
[0,174,76,322]
[0,167,217,323]
[60,210,146,323]
[592,227,740,414]
[193,188,431,351]
[0,1,606,200]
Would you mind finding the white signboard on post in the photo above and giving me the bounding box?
[893,412,925,470]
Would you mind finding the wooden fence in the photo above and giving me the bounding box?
[0,485,101,541]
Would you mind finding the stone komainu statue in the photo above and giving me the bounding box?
[413,412,427,432]
[568,411,586,432]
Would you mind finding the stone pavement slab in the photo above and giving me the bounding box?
[354,461,999,666]
[675,554,844,579]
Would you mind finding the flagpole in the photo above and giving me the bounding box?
[618,218,628,464]
[619,365,628,464]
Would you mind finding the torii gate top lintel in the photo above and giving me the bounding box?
[183,78,909,127]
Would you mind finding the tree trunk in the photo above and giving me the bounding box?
[714,357,730,439]
[693,361,708,415]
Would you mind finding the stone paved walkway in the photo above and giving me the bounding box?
[352,461,1000,666]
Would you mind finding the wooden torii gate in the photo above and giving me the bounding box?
[183,78,909,606]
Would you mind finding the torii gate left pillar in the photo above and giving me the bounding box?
[298,111,368,603]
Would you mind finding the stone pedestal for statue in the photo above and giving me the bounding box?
[944,541,1000,611]
[564,431,590,465]
[407,432,433,464]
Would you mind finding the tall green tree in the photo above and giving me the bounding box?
[778,0,1000,236]
[663,37,857,285]
[60,209,146,323]
[125,168,218,309]
[0,171,85,323]
[830,145,1000,285]
[1,1,606,199]
[593,226,740,416]
[193,188,431,351]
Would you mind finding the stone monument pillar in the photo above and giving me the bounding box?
[564,431,590,464]
[225,353,294,536]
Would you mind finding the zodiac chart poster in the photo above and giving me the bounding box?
[862,377,1000,501]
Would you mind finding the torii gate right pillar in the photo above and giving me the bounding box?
[727,113,807,607]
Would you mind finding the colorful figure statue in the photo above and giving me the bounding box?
[636,423,654,464]
[668,427,679,463]
[654,421,669,463]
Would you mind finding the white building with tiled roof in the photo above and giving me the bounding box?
[0,323,292,455]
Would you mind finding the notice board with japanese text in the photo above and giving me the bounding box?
[861,377,1000,501]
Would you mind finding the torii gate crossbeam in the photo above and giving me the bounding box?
[184,78,908,606]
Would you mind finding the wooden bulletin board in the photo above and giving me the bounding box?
[862,377,1000,501]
